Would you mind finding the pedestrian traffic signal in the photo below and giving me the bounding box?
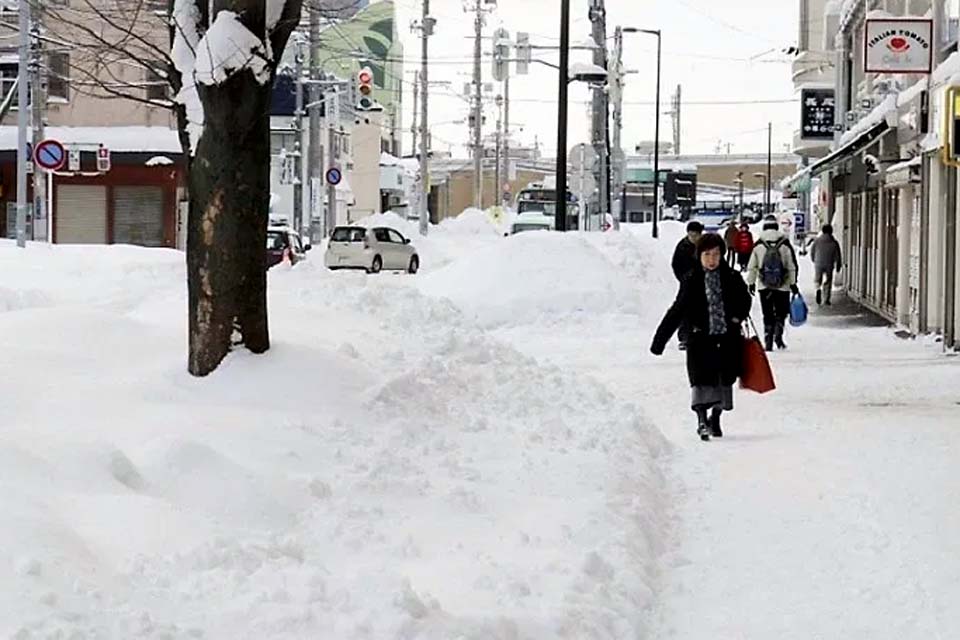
[357,66,375,111]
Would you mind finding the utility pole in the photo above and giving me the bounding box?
[30,5,44,241]
[612,27,624,221]
[589,0,609,220]
[471,0,484,209]
[666,84,681,156]
[418,0,432,235]
[555,0,571,232]
[292,35,305,232]
[411,71,419,156]
[15,0,29,247]
[326,87,339,230]
[766,122,772,215]
[502,74,510,205]
[466,0,497,209]
[308,7,322,240]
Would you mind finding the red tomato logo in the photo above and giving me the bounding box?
[888,36,910,52]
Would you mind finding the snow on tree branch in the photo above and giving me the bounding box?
[195,11,270,86]
[171,0,203,154]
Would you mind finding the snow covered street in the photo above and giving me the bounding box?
[2,216,959,638]
[498,224,960,639]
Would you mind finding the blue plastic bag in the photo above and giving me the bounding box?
[789,294,808,327]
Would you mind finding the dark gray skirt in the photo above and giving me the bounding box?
[691,384,734,411]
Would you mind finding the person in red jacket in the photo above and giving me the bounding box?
[734,223,754,272]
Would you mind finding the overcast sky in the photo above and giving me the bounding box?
[393,0,800,159]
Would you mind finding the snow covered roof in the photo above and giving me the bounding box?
[0,126,182,153]
[885,156,922,174]
[379,151,399,166]
[839,95,897,147]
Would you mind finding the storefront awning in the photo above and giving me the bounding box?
[807,120,889,178]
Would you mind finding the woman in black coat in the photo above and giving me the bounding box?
[650,233,752,441]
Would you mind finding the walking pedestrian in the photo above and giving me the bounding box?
[734,222,754,272]
[811,224,842,306]
[747,219,799,351]
[724,219,739,267]
[651,233,753,441]
[671,221,704,350]
[672,220,704,282]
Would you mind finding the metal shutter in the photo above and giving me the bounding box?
[113,186,165,247]
[56,185,107,244]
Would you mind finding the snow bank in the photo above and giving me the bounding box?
[0,227,669,638]
[419,231,644,328]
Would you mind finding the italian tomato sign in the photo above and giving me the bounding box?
[865,19,933,74]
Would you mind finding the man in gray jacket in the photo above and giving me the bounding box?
[811,224,842,306]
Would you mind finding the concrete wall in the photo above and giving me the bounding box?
[351,116,384,219]
[697,163,797,191]
[435,168,550,220]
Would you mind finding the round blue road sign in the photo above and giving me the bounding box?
[34,139,66,171]
[325,167,342,186]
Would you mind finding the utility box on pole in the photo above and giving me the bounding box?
[516,32,531,75]
[492,28,510,82]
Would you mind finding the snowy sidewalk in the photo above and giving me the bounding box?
[499,230,960,639]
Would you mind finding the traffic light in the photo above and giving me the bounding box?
[492,28,510,82]
[357,66,375,111]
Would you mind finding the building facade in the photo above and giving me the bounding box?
[0,2,184,246]
[270,0,403,231]
[788,0,960,349]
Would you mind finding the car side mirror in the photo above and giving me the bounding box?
[403,238,410,245]
[304,243,312,252]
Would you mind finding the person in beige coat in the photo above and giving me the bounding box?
[747,220,799,351]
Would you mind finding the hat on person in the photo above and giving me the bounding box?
[686,221,704,233]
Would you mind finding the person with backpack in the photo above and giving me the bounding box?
[747,219,799,351]
[734,222,754,272]
[651,233,753,441]
[810,224,842,305]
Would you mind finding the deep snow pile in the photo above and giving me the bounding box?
[419,231,646,328]
[0,230,668,639]
[355,209,504,273]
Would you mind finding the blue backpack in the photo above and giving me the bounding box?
[760,240,787,288]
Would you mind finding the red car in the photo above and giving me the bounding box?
[266,226,310,269]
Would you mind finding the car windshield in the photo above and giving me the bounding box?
[266,232,286,251]
[512,224,551,234]
[331,227,365,242]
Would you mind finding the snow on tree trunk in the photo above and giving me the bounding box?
[173,0,301,377]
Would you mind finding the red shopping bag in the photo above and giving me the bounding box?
[740,319,776,394]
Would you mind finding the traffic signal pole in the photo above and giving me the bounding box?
[419,0,432,235]
[555,0,571,232]
[15,0,29,247]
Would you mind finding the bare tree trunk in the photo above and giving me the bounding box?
[187,68,272,376]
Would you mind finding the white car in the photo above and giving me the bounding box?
[325,226,420,274]
[510,211,555,234]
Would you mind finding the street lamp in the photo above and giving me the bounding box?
[753,172,768,217]
[622,27,661,238]
[733,175,744,222]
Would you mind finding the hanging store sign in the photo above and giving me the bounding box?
[800,88,836,140]
[864,18,933,74]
